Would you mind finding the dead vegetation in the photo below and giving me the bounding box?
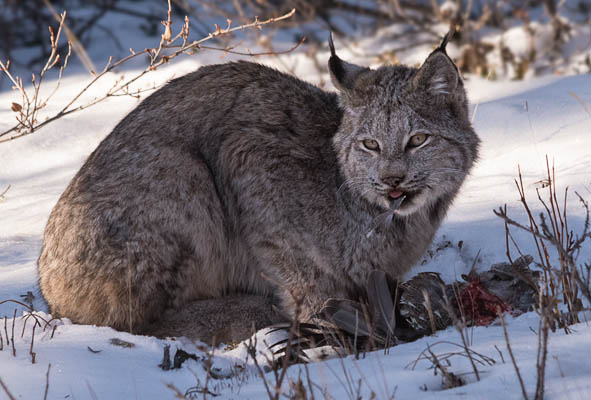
[0,0,301,142]
[494,157,591,399]
[1,2,590,399]
[1,158,588,399]
[227,158,591,397]
[0,300,62,364]
[172,0,591,78]
[494,158,591,329]
[0,299,61,400]
[0,185,10,203]
[2,1,589,144]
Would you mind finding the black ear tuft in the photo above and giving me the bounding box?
[329,32,336,57]
[436,26,456,55]
[413,27,462,97]
[328,33,369,93]
[328,35,346,88]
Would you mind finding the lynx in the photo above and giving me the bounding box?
[38,33,479,343]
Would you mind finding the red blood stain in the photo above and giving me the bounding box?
[459,279,511,326]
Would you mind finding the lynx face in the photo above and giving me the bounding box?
[330,37,479,216]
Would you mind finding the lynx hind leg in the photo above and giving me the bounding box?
[38,151,229,333]
[143,295,284,345]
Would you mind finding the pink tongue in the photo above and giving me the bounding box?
[389,190,404,199]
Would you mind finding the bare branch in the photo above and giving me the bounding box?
[0,7,298,143]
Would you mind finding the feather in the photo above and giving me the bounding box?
[367,270,396,335]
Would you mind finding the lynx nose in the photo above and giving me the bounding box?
[381,174,405,188]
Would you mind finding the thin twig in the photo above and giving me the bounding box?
[29,322,37,363]
[165,383,186,399]
[3,317,8,347]
[11,309,16,357]
[494,344,505,363]
[500,313,528,400]
[0,377,16,400]
[568,91,591,117]
[0,299,55,329]
[443,281,481,381]
[197,36,305,57]
[246,336,274,400]
[0,184,10,201]
[535,307,550,400]
[43,364,51,400]
[425,344,464,389]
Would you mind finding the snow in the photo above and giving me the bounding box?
[1,4,591,399]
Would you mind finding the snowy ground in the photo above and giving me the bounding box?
[1,4,591,399]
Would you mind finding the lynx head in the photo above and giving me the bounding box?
[329,31,479,217]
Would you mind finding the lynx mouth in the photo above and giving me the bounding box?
[387,190,420,211]
[388,190,404,199]
[388,192,407,210]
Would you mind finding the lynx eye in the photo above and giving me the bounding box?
[408,133,429,148]
[362,139,380,151]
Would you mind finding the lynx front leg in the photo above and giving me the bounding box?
[256,248,352,323]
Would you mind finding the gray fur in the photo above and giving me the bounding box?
[38,39,479,340]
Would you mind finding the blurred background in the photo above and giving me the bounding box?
[1,0,590,91]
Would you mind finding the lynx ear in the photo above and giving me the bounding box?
[328,33,369,92]
[413,28,461,96]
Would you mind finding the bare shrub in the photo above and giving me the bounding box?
[494,156,591,399]
[0,1,300,142]
[495,157,591,328]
